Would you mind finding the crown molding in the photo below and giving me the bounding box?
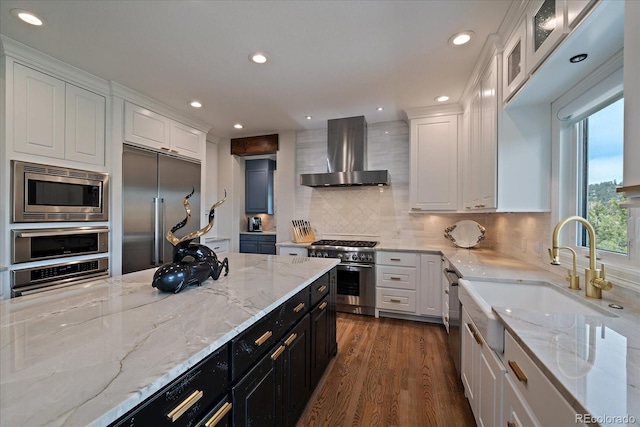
[403,104,463,121]
[1,35,110,96]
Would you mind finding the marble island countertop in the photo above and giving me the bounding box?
[0,253,339,427]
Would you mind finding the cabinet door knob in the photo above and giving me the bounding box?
[205,402,232,427]
[508,360,528,383]
[166,390,203,422]
[254,330,273,346]
[293,302,305,313]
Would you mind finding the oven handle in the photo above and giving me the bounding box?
[339,263,374,268]
[14,227,110,237]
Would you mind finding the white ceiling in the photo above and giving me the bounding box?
[0,1,513,138]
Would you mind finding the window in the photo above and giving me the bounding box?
[576,98,627,255]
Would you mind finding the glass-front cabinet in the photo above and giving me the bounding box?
[503,18,527,102]
[526,0,567,74]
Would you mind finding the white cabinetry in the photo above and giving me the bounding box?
[526,0,567,75]
[461,306,505,427]
[204,238,230,254]
[408,115,458,211]
[124,102,203,160]
[503,19,527,103]
[503,332,586,427]
[277,245,308,257]
[13,63,106,166]
[419,254,442,317]
[465,56,498,211]
[376,251,418,315]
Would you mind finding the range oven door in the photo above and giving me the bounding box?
[335,262,375,315]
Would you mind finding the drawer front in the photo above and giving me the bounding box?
[206,240,230,254]
[376,288,417,313]
[377,251,418,267]
[310,272,330,307]
[376,266,417,290]
[274,286,310,337]
[195,396,232,427]
[231,311,280,381]
[113,345,229,427]
[278,246,308,257]
[240,234,258,242]
[504,332,585,427]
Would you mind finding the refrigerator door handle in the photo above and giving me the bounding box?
[159,198,165,264]
[153,197,160,266]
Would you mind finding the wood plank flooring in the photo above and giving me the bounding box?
[297,313,476,427]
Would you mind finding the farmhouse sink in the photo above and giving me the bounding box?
[458,279,616,352]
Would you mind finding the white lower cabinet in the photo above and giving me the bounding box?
[503,375,541,427]
[461,306,505,427]
[277,245,308,257]
[204,238,230,254]
[375,252,442,321]
[504,332,586,427]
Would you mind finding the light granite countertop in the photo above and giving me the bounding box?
[0,253,339,427]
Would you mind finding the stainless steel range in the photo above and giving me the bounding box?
[308,239,377,315]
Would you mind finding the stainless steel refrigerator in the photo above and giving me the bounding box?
[122,145,201,274]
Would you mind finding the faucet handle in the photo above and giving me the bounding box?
[592,264,613,290]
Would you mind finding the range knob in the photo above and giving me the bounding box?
[352,253,359,261]
[323,252,328,258]
[337,253,343,260]
[309,251,316,257]
[367,254,373,262]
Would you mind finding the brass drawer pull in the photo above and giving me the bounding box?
[390,277,402,281]
[390,258,401,261]
[445,289,449,295]
[317,285,327,292]
[390,298,402,303]
[473,331,483,346]
[166,390,203,422]
[288,252,297,256]
[294,302,305,313]
[205,402,232,427]
[255,330,273,346]
[319,301,328,310]
[508,360,528,383]
[507,422,517,427]
[284,333,298,346]
[271,345,286,360]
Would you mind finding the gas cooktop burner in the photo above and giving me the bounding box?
[310,240,378,248]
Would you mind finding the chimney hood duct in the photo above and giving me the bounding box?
[300,116,389,187]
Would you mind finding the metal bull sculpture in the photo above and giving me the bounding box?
[152,189,229,293]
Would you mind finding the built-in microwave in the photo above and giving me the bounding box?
[12,160,109,222]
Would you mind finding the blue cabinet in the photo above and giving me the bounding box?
[240,233,276,255]
[246,159,275,214]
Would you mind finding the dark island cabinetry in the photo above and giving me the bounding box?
[110,268,336,427]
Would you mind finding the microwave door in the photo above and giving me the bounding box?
[158,154,201,264]
[122,146,159,274]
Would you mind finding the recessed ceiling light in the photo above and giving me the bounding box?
[569,53,588,63]
[189,100,202,108]
[233,123,244,129]
[249,52,269,64]
[305,115,312,120]
[435,95,449,102]
[11,9,44,26]
[376,107,384,111]
[449,31,474,46]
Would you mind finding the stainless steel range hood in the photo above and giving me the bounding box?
[300,116,389,187]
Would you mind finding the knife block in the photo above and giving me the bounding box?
[292,226,316,243]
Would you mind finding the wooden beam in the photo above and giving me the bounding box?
[231,134,279,156]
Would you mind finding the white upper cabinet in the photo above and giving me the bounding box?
[566,0,596,28]
[65,83,106,166]
[13,63,66,159]
[409,114,459,211]
[124,102,203,160]
[503,19,527,103]
[13,63,106,166]
[465,56,498,211]
[526,0,567,75]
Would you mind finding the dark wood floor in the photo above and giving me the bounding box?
[297,313,476,427]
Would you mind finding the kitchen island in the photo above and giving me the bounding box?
[0,253,339,427]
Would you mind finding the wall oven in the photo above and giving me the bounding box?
[12,227,109,264]
[308,240,377,316]
[11,257,109,298]
[12,160,109,222]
